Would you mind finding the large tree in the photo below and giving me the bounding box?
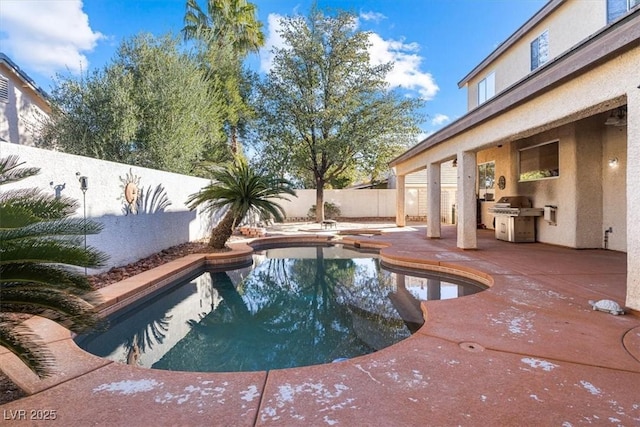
[0,155,106,377]
[183,0,265,155]
[39,33,229,175]
[252,7,423,222]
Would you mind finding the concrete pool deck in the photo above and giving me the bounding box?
[1,224,639,425]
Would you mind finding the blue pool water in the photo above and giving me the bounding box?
[76,245,485,372]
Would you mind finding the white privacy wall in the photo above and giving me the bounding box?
[1,143,213,272]
[275,188,404,219]
[2,143,412,272]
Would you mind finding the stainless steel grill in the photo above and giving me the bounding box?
[488,196,543,242]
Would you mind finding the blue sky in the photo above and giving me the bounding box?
[1,0,547,136]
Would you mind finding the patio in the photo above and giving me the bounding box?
[1,224,639,425]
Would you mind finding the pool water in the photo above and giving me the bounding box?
[76,245,485,372]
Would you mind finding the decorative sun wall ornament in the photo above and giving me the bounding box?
[119,169,141,215]
[498,175,506,190]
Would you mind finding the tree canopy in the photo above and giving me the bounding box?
[251,7,423,221]
[183,0,265,155]
[39,33,230,175]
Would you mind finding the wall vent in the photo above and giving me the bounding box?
[0,76,8,103]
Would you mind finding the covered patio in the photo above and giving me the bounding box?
[391,12,640,311]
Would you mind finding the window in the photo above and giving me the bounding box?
[607,0,640,23]
[477,72,495,105]
[519,140,559,181]
[0,76,8,103]
[478,161,495,200]
[530,30,549,71]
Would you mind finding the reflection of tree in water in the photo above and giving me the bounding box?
[153,247,412,372]
[123,314,173,366]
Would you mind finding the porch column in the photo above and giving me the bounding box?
[456,151,477,249]
[626,87,640,311]
[427,162,441,238]
[396,174,406,227]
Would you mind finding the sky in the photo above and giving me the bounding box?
[0,0,547,136]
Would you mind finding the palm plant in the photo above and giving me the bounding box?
[183,0,265,56]
[0,155,107,377]
[183,0,265,155]
[187,159,296,249]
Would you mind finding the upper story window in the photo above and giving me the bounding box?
[0,76,8,103]
[607,0,640,23]
[477,72,495,105]
[530,30,549,71]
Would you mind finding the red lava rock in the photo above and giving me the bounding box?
[89,240,210,289]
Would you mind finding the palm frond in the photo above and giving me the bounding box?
[0,319,54,378]
[0,240,107,268]
[1,288,99,332]
[0,218,104,241]
[0,188,78,221]
[0,264,94,291]
[0,155,40,185]
[0,155,107,378]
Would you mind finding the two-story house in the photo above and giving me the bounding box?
[0,53,51,146]
[390,0,640,310]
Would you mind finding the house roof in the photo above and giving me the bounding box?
[0,52,50,102]
[390,9,639,168]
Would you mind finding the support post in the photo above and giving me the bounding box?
[456,151,478,249]
[396,174,406,227]
[427,163,441,238]
[626,87,640,310]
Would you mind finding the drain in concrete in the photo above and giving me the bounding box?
[460,342,485,352]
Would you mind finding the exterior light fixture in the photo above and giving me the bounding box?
[452,158,458,167]
[76,172,89,274]
[605,107,627,127]
[608,157,619,168]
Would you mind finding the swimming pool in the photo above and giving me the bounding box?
[76,244,486,372]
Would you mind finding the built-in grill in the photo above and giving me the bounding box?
[488,196,543,242]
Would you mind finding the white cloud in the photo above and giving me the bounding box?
[259,13,286,74]
[431,113,450,126]
[0,0,103,75]
[367,33,438,100]
[260,13,438,102]
[359,11,386,23]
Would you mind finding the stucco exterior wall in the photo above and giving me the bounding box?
[0,63,50,146]
[467,0,605,110]
[1,143,213,272]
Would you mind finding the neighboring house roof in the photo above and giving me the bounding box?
[457,0,563,88]
[390,9,639,167]
[0,52,50,103]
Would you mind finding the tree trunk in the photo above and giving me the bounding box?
[230,125,238,155]
[315,182,325,223]
[209,210,237,249]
